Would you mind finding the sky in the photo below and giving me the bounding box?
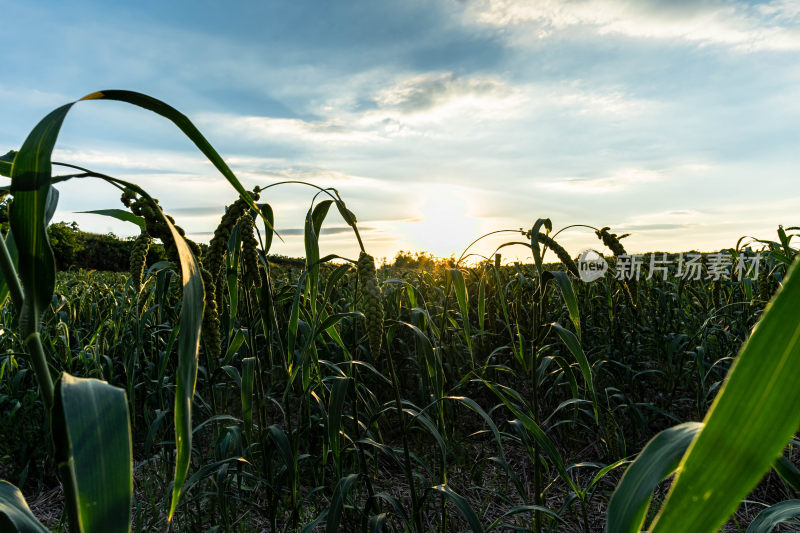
[1,0,799,263]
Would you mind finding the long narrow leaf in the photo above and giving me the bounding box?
[79,208,146,230]
[651,258,800,532]
[606,422,701,533]
[433,484,484,533]
[747,500,800,533]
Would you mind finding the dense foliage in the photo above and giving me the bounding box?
[2,91,799,533]
[1,225,796,531]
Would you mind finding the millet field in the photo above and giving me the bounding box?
[1,91,800,533]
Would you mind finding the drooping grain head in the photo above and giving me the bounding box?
[595,227,627,257]
[129,231,152,292]
[200,267,221,362]
[205,189,261,303]
[239,212,261,289]
[536,233,579,277]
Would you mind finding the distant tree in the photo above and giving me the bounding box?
[47,221,85,270]
[78,232,166,272]
[392,250,449,271]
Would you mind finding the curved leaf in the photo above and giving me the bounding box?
[166,205,204,521]
[9,104,73,335]
[544,270,580,339]
[606,422,702,533]
[747,500,800,533]
[326,473,359,533]
[651,258,800,533]
[551,322,597,421]
[0,481,49,533]
[79,208,146,230]
[433,484,484,533]
[0,150,14,177]
[80,90,262,220]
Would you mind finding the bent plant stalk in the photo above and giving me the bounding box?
[0,236,54,410]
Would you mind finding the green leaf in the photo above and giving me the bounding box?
[325,474,359,533]
[258,203,274,254]
[327,377,349,468]
[483,379,580,494]
[746,500,800,532]
[0,481,49,533]
[304,200,332,310]
[368,513,387,533]
[773,456,800,493]
[0,150,15,178]
[13,92,211,522]
[44,187,59,225]
[449,268,472,353]
[165,205,204,522]
[650,258,800,533]
[9,104,73,334]
[0,231,21,311]
[52,373,133,533]
[486,505,567,532]
[530,218,552,276]
[268,424,298,507]
[54,169,205,524]
[544,270,580,339]
[334,199,357,227]
[79,208,146,230]
[432,484,484,533]
[241,357,255,444]
[80,90,262,222]
[222,329,247,367]
[551,322,597,421]
[606,422,701,533]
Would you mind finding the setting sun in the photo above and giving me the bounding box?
[402,187,480,258]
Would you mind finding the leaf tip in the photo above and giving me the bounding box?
[80,91,105,101]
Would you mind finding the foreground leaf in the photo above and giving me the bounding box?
[650,258,800,532]
[11,94,207,523]
[165,204,204,521]
[0,481,49,533]
[433,484,484,533]
[52,373,132,533]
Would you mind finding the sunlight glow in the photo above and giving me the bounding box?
[402,187,480,258]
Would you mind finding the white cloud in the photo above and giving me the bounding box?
[539,167,663,193]
[194,113,388,146]
[193,71,654,153]
[372,72,512,112]
[52,148,211,174]
[467,0,800,51]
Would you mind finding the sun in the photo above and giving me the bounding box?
[403,188,480,258]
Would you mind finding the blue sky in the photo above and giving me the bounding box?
[2,0,799,261]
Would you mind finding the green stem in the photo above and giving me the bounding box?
[0,235,54,410]
[387,344,423,533]
[26,331,54,411]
